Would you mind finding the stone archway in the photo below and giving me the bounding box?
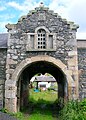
[5,55,76,112]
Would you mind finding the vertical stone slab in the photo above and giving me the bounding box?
[0,80,5,110]
[5,98,17,113]
[5,80,17,112]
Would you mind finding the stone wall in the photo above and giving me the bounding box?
[78,48,86,99]
[5,5,79,112]
[0,4,86,113]
[6,6,78,67]
[0,49,7,109]
[6,6,78,96]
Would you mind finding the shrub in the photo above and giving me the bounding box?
[0,108,8,113]
[58,99,86,120]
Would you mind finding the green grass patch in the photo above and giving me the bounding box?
[2,88,86,120]
[19,88,58,120]
[29,88,57,103]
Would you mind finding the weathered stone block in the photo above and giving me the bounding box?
[5,98,17,112]
[68,51,77,56]
[5,90,16,98]
[7,58,17,65]
[68,56,77,67]
[6,69,14,74]
[0,100,3,109]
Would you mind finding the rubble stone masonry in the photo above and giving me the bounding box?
[0,4,85,112]
[0,49,7,109]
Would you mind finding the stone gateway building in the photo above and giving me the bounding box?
[0,3,86,112]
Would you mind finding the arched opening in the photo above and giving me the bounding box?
[17,61,68,112]
[5,55,74,113]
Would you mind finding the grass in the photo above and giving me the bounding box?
[0,88,58,120]
[14,88,58,120]
[14,91,86,120]
[1,87,86,120]
[29,88,57,102]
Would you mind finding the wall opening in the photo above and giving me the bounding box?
[17,61,68,112]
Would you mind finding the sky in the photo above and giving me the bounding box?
[0,0,86,39]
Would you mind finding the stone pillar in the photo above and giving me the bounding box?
[5,80,17,112]
[68,51,79,100]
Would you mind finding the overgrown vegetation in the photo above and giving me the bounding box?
[15,89,86,120]
[0,89,86,120]
[57,99,86,120]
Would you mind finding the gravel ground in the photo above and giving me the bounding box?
[0,112,18,120]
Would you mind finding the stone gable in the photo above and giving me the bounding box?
[0,4,85,113]
[5,5,79,66]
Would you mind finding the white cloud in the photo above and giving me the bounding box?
[7,0,43,19]
[67,0,86,31]
[0,0,86,39]
[0,0,41,33]
[76,32,86,39]
[0,14,15,21]
[8,0,40,12]
[49,0,86,39]
[0,6,6,11]
[0,13,15,33]
[0,1,6,11]
[0,19,15,33]
[8,1,25,11]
